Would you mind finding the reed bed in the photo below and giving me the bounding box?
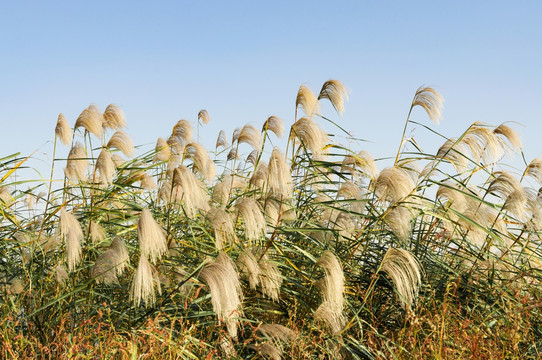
[1,82,541,359]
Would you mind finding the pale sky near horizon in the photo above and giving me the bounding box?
[1,1,541,178]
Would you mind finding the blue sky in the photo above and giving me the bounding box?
[1,1,541,176]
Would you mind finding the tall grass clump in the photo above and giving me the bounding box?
[1,84,541,359]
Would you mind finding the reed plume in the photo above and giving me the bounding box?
[412,86,443,124]
[207,208,236,250]
[237,250,261,289]
[262,116,284,138]
[75,104,104,138]
[259,255,282,302]
[131,255,161,307]
[96,148,116,185]
[494,123,522,153]
[318,79,349,115]
[212,174,246,206]
[290,117,328,155]
[154,137,173,162]
[236,197,266,242]
[138,208,167,263]
[379,248,423,310]
[296,85,319,118]
[184,142,216,181]
[59,208,84,272]
[216,130,230,149]
[89,221,107,244]
[92,237,130,284]
[199,253,243,339]
[103,104,126,130]
[198,109,210,124]
[374,167,415,204]
[64,142,89,181]
[268,147,292,199]
[171,119,193,145]
[238,124,262,150]
[316,251,344,313]
[55,113,73,146]
[172,165,210,216]
[525,158,542,183]
[107,131,134,158]
[250,161,268,190]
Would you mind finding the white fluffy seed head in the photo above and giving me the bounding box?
[412,86,444,124]
[207,208,236,250]
[238,124,262,150]
[96,148,116,185]
[199,253,243,339]
[55,113,73,146]
[75,104,104,138]
[296,85,319,118]
[103,104,126,130]
[107,131,134,158]
[131,255,161,307]
[316,251,344,313]
[138,208,168,263]
[236,197,266,242]
[262,116,284,138]
[172,165,210,217]
[290,117,329,155]
[184,142,215,181]
[268,147,293,199]
[65,142,89,181]
[318,79,349,115]
[58,208,84,272]
[380,248,423,310]
[259,255,282,302]
[216,130,230,149]
[198,109,211,124]
[375,167,416,204]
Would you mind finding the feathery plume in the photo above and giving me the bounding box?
[0,186,13,205]
[96,148,116,185]
[259,255,282,302]
[342,150,379,180]
[436,138,469,172]
[64,142,89,181]
[238,124,262,150]
[314,301,344,335]
[131,255,161,307]
[296,85,319,118]
[250,161,268,190]
[290,117,328,155]
[25,191,34,210]
[111,153,125,168]
[236,197,266,242]
[107,130,134,158]
[199,253,243,339]
[412,86,443,124]
[525,158,542,184]
[216,130,230,149]
[268,147,293,199]
[494,124,522,153]
[227,147,238,160]
[379,248,423,310]
[463,123,503,163]
[488,171,527,220]
[318,79,349,115]
[211,174,246,206]
[384,206,413,241]
[236,250,261,290]
[249,343,282,360]
[258,324,296,342]
[262,116,284,138]
[374,167,415,204]
[59,208,84,272]
[246,150,259,165]
[89,221,107,244]
[337,181,365,214]
[184,142,215,181]
[154,137,173,162]
[140,172,157,190]
[171,119,193,145]
[56,265,68,287]
[316,251,344,312]
[207,208,236,250]
[172,165,210,217]
[103,104,126,130]
[198,109,210,124]
[92,238,130,284]
[138,208,167,263]
[55,113,73,146]
[75,104,104,138]
[232,127,241,144]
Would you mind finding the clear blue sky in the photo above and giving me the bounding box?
[1,1,541,176]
